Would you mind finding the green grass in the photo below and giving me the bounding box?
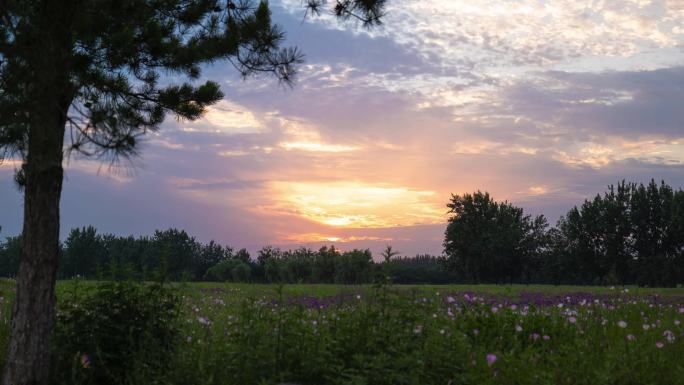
[0,280,683,384]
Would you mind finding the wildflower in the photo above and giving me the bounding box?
[491,306,499,314]
[643,324,650,331]
[515,324,523,333]
[675,320,681,326]
[618,320,628,328]
[679,307,684,314]
[568,316,577,324]
[356,294,361,300]
[197,316,211,326]
[656,341,665,349]
[413,325,423,334]
[543,335,550,341]
[473,329,480,336]
[510,304,518,311]
[486,354,497,367]
[531,333,540,341]
[80,354,91,369]
[447,296,456,303]
[626,334,636,341]
[663,330,675,343]
[186,336,193,343]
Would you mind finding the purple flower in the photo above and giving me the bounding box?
[626,334,636,341]
[568,316,577,324]
[530,333,540,341]
[486,354,497,367]
[447,296,456,303]
[543,335,551,341]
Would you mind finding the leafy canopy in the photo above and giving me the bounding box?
[0,0,386,164]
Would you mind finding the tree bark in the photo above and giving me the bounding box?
[2,126,64,385]
[2,1,74,384]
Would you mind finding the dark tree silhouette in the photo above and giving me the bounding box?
[0,1,387,383]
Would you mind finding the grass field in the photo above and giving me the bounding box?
[1,280,683,384]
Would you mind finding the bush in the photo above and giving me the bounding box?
[52,280,181,385]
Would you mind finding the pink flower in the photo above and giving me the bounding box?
[530,333,540,341]
[491,306,499,314]
[447,296,456,303]
[543,335,551,341]
[486,354,497,367]
[568,316,577,324]
[656,341,665,349]
[626,334,636,341]
[674,319,681,326]
[80,354,91,369]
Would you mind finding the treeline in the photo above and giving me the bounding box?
[445,180,684,287]
[1,179,682,286]
[0,227,447,284]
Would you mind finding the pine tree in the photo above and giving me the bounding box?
[0,1,387,383]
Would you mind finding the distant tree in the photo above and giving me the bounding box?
[443,191,548,283]
[234,248,251,264]
[312,245,338,283]
[60,226,106,278]
[387,254,456,284]
[231,262,252,282]
[151,229,200,280]
[380,244,400,263]
[0,235,21,278]
[335,249,373,284]
[0,0,388,382]
[551,180,684,286]
[195,241,233,280]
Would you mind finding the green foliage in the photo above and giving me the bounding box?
[444,191,548,283]
[52,280,181,385]
[553,180,684,286]
[0,235,21,277]
[204,259,251,282]
[444,181,684,287]
[168,285,684,385]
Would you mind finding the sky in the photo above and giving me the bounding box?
[1,0,684,257]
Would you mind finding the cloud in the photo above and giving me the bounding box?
[182,100,267,135]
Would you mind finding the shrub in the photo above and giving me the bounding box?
[52,280,181,385]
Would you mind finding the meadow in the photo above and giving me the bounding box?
[1,280,683,385]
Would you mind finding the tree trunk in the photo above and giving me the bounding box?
[2,1,74,383]
[2,130,64,385]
